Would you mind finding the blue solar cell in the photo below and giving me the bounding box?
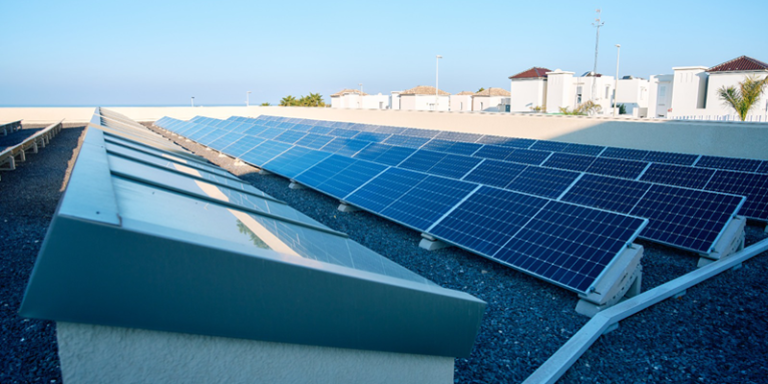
[231,123,256,134]
[292,123,313,132]
[227,136,267,158]
[542,153,596,172]
[422,139,482,156]
[328,128,359,138]
[263,147,331,179]
[374,125,408,134]
[321,138,371,157]
[640,163,716,190]
[295,133,335,149]
[402,128,440,138]
[384,135,430,148]
[757,161,768,174]
[531,140,568,152]
[561,174,650,214]
[434,131,484,143]
[695,155,762,172]
[239,141,292,166]
[562,143,605,156]
[257,127,286,139]
[630,184,744,253]
[381,175,476,231]
[586,157,648,179]
[462,160,527,188]
[308,126,334,135]
[429,186,549,256]
[705,170,768,220]
[476,135,535,148]
[315,160,387,200]
[353,144,416,166]
[242,125,268,136]
[643,151,698,166]
[399,150,444,173]
[352,131,391,142]
[473,145,514,160]
[429,154,483,179]
[196,129,228,146]
[504,148,551,165]
[496,201,646,293]
[505,167,580,199]
[273,130,307,144]
[186,125,216,141]
[601,147,649,161]
[294,155,357,189]
[345,168,429,213]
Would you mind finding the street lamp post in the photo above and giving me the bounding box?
[247,91,251,107]
[614,44,621,117]
[591,9,604,103]
[435,55,442,110]
[191,97,195,107]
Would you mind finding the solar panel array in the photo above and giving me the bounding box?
[153,114,761,291]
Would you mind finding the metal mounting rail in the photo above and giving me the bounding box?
[523,237,768,384]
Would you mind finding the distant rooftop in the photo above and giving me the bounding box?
[331,89,368,97]
[454,91,475,96]
[400,85,450,96]
[708,56,768,73]
[509,67,551,80]
[474,87,510,97]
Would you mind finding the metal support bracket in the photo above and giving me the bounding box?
[575,244,643,318]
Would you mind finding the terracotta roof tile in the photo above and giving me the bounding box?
[509,67,551,79]
[331,89,368,97]
[400,85,450,96]
[474,87,510,96]
[708,56,768,72]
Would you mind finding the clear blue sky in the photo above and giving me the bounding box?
[2,0,766,106]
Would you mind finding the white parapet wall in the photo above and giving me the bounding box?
[57,322,454,384]
[2,106,768,159]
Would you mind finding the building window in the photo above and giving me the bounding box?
[659,86,666,98]
[576,86,583,104]
[606,86,610,99]
[460,102,463,110]
[480,102,484,110]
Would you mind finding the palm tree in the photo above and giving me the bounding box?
[279,95,297,107]
[260,102,271,106]
[717,75,768,121]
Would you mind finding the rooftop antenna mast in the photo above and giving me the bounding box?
[591,9,604,103]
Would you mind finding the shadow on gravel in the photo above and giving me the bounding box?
[0,125,85,384]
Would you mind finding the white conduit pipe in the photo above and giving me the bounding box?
[524,237,768,384]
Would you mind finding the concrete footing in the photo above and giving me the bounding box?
[338,203,360,213]
[288,180,306,190]
[418,234,451,251]
[575,244,643,318]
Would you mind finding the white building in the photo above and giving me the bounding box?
[398,86,450,111]
[362,93,390,110]
[540,70,615,115]
[330,89,366,109]
[473,88,510,112]
[668,56,768,121]
[450,91,474,112]
[648,74,674,118]
[615,76,650,117]
[509,67,550,112]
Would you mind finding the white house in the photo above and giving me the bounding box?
[361,93,390,110]
[615,76,650,117]
[330,89,367,109]
[543,70,615,115]
[450,91,474,112]
[398,86,450,111]
[668,56,768,121]
[473,88,510,112]
[648,74,674,118]
[509,67,550,112]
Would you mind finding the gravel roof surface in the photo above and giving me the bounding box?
[1,121,766,384]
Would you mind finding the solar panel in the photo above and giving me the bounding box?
[352,131,391,142]
[472,145,514,160]
[757,161,768,174]
[494,200,647,293]
[639,163,716,190]
[398,150,445,173]
[374,125,408,134]
[562,143,605,156]
[293,154,356,191]
[429,186,549,256]
[705,170,768,220]
[328,128,359,138]
[402,128,440,138]
[345,167,429,213]
[629,184,744,253]
[263,147,332,179]
[476,135,535,148]
[384,135,431,148]
[321,138,371,157]
[542,152,597,172]
[226,136,267,158]
[585,157,648,179]
[505,167,580,199]
[421,139,482,156]
[434,131,484,143]
[600,147,649,161]
[313,160,387,200]
[695,155,762,172]
[308,126,334,135]
[530,140,568,152]
[242,125,269,136]
[257,127,286,139]
[273,130,307,144]
[462,159,527,188]
[352,143,416,166]
[504,148,551,165]
[197,129,230,147]
[380,175,477,231]
[239,141,292,166]
[295,133,335,149]
[561,174,650,214]
[643,150,698,166]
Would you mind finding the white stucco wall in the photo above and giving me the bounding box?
[668,66,709,118]
[648,74,674,118]
[57,322,454,384]
[546,70,575,113]
[449,95,473,111]
[361,94,390,109]
[473,96,509,112]
[399,95,449,111]
[510,79,547,112]
[703,72,768,120]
